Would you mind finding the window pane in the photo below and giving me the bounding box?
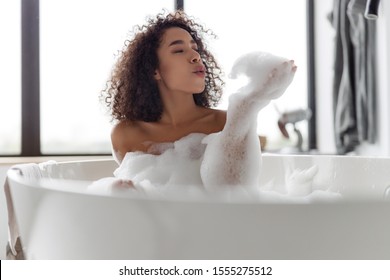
[40,0,174,154]
[0,0,21,155]
[186,0,308,151]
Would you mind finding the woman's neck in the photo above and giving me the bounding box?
[159,92,201,127]
[160,104,202,127]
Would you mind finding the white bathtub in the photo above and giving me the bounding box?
[6,155,390,259]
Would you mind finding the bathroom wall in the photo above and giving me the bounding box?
[315,0,390,156]
[314,0,336,154]
[373,0,390,156]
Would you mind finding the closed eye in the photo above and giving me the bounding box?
[172,48,199,54]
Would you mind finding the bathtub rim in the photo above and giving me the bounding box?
[6,153,390,205]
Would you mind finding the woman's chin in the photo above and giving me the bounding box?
[193,85,206,94]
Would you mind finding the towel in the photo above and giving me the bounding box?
[4,162,52,260]
[4,177,23,259]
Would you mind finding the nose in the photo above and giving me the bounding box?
[190,50,201,63]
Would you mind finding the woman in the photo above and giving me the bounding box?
[102,10,226,164]
[102,10,296,188]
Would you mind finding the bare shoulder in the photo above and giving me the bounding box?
[111,120,132,146]
[204,108,227,130]
[111,120,145,163]
[213,108,227,124]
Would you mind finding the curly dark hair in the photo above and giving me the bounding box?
[101,10,224,122]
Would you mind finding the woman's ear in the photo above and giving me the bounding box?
[154,70,161,81]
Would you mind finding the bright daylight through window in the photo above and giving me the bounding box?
[0,0,21,155]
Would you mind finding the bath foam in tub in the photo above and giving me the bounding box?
[108,133,342,202]
[89,52,341,201]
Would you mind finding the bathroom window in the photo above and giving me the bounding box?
[1,0,311,156]
[186,0,309,151]
[40,0,174,154]
[0,0,21,155]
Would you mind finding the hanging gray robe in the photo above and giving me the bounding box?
[330,0,377,154]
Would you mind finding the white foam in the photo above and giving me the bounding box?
[201,52,296,190]
[285,165,319,196]
[114,133,206,188]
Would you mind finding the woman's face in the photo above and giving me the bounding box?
[155,27,206,95]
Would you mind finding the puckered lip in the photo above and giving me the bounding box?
[192,66,206,74]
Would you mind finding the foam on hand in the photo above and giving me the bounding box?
[201,52,296,190]
[229,52,287,82]
[229,52,295,104]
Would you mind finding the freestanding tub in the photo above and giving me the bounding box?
[5,154,390,259]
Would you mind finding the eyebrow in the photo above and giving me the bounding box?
[168,39,197,47]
